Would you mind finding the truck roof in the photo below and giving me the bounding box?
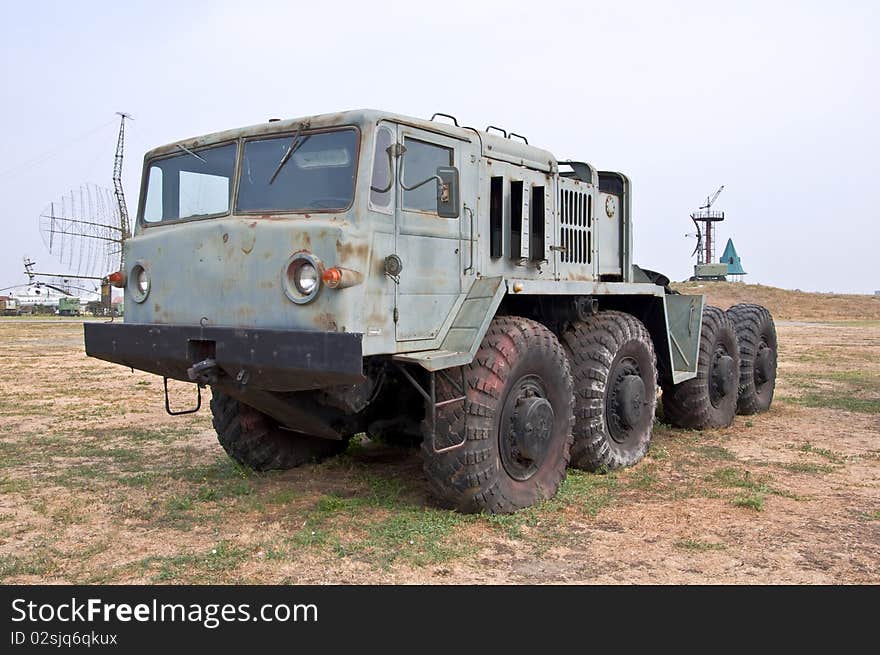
[145,109,559,173]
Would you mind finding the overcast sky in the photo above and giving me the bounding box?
[1,0,877,294]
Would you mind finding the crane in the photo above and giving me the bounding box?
[700,185,725,211]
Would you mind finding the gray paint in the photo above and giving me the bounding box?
[123,108,700,381]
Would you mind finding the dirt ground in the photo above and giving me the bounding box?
[0,287,878,584]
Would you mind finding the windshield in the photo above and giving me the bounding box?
[237,128,358,212]
[142,142,236,223]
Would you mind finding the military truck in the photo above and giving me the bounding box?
[84,109,778,514]
[1,296,21,316]
[58,296,81,316]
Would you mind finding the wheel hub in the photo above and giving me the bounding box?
[711,351,736,401]
[513,397,554,461]
[499,377,554,481]
[616,375,645,429]
[606,357,646,444]
[754,345,773,386]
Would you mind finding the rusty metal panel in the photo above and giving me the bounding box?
[124,217,354,329]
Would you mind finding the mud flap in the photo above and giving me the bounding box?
[664,294,704,384]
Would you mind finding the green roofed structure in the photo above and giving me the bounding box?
[720,238,746,278]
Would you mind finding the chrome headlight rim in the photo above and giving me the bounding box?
[129,262,150,303]
[282,251,323,304]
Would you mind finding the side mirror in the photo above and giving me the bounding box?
[436,166,460,218]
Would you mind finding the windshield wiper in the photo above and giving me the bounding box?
[269,124,310,185]
[176,144,207,163]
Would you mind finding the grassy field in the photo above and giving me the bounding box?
[0,285,878,584]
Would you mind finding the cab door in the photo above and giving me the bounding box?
[392,125,473,344]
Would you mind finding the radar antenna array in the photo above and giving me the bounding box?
[36,112,133,282]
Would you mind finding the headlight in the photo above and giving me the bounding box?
[136,268,149,295]
[129,263,150,303]
[294,261,319,295]
[282,252,322,304]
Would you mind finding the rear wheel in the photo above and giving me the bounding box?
[662,305,740,430]
[727,303,777,414]
[421,316,574,514]
[210,390,348,471]
[561,311,657,471]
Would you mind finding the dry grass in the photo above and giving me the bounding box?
[673,281,880,322]
[1,288,878,584]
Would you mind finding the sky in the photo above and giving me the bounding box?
[1,0,878,294]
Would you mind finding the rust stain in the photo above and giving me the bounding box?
[222,233,229,243]
[366,308,388,325]
[291,233,311,250]
[313,312,338,332]
[336,239,369,263]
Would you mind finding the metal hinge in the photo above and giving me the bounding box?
[393,306,399,323]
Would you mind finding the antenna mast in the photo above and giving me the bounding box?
[113,112,133,241]
[690,185,725,266]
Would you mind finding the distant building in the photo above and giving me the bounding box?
[720,239,746,281]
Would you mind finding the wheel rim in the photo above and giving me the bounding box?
[709,345,736,407]
[499,375,555,481]
[606,356,646,444]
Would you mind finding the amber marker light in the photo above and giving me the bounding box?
[322,267,343,288]
[107,270,125,288]
[320,266,363,290]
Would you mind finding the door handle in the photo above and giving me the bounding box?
[464,205,474,274]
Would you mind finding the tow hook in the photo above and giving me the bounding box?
[187,358,220,385]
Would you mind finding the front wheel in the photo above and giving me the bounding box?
[421,316,575,514]
[210,390,348,471]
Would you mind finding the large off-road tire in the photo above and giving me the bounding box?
[561,311,657,472]
[421,316,575,514]
[727,303,777,414]
[661,305,740,430]
[210,390,348,471]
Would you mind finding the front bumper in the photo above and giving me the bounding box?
[84,323,364,392]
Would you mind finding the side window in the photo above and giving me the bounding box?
[370,125,394,211]
[402,138,452,213]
